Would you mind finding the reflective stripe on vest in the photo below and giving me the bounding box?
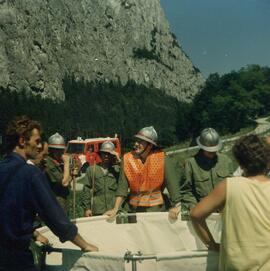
[124,151,164,207]
[129,190,164,207]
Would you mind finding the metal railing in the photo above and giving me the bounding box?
[124,251,156,271]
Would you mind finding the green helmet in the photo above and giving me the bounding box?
[48,132,66,150]
[196,128,222,152]
[134,126,158,146]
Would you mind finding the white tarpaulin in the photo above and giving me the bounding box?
[156,251,219,271]
[41,212,221,271]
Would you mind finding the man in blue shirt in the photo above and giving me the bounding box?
[0,116,98,271]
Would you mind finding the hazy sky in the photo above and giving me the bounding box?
[160,0,270,78]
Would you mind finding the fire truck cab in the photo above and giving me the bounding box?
[66,137,121,165]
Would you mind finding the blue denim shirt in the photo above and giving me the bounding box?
[0,152,77,250]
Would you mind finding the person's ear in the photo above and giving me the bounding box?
[147,143,153,151]
[18,137,26,148]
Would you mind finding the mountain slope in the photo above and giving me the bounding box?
[0,0,204,102]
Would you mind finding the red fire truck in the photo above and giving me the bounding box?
[66,137,121,166]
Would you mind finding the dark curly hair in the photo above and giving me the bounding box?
[233,134,270,176]
[5,116,42,153]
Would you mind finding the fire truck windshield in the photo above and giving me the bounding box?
[66,143,85,154]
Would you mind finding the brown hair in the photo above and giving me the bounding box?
[5,116,42,153]
[233,134,270,176]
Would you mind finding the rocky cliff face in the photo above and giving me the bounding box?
[0,0,204,102]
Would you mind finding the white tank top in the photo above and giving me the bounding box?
[220,177,270,271]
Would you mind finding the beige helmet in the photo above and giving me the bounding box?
[99,141,117,156]
[134,126,158,146]
[48,132,66,150]
[196,128,222,152]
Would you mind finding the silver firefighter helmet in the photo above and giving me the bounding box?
[134,126,158,146]
[99,141,117,156]
[48,132,66,150]
[196,128,222,152]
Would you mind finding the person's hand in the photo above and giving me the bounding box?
[103,208,118,219]
[84,209,93,217]
[35,232,49,245]
[169,205,181,220]
[115,153,121,163]
[82,243,99,252]
[71,166,79,177]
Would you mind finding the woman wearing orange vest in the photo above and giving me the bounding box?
[104,126,182,219]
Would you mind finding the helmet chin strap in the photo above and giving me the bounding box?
[135,143,152,161]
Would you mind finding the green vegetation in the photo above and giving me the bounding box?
[176,64,270,139]
[0,64,270,157]
[0,78,181,152]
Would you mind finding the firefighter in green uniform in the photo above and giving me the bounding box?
[81,141,120,216]
[45,132,72,213]
[180,128,234,211]
[104,126,183,220]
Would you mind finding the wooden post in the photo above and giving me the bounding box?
[72,175,76,220]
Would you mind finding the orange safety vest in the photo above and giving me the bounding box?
[124,151,165,207]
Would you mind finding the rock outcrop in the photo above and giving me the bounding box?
[0,0,204,102]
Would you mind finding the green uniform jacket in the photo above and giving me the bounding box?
[45,156,69,199]
[181,150,234,210]
[115,152,183,212]
[81,164,120,215]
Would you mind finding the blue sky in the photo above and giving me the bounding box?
[160,0,270,77]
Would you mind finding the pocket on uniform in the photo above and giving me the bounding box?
[108,182,117,191]
[216,169,229,178]
[196,171,210,182]
[93,179,103,193]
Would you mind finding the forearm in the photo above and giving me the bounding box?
[191,218,217,248]
[190,181,226,250]
[32,173,78,242]
[72,233,93,251]
[62,162,71,186]
[113,196,124,210]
